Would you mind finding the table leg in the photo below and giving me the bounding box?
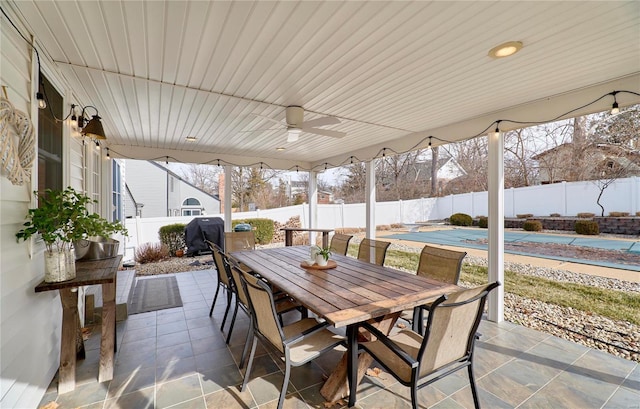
[285,231,293,246]
[98,281,116,383]
[58,288,78,394]
[320,313,399,402]
[322,232,329,249]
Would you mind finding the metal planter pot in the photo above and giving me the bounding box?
[74,237,120,261]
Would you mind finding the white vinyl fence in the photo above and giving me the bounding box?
[123,177,639,259]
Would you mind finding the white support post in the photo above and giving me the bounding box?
[224,165,232,232]
[309,171,318,245]
[488,131,505,322]
[365,161,376,239]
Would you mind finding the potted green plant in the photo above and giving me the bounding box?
[16,187,127,282]
[315,247,332,267]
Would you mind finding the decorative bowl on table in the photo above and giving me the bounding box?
[300,259,338,270]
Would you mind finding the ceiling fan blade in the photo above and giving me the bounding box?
[238,127,282,133]
[303,128,347,138]
[301,117,341,128]
[250,113,284,126]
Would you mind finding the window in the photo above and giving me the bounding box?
[182,209,201,216]
[181,197,203,216]
[182,197,201,206]
[37,73,63,197]
[112,161,123,221]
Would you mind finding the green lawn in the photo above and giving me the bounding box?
[350,244,640,326]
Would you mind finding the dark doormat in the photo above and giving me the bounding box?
[130,276,183,314]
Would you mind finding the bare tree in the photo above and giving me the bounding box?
[587,105,640,215]
[444,137,488,193]
[377,150,427,201]
[504,128,538,187]
[336,163,367,203]
[179,164,221,195]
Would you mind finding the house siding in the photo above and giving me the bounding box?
[0,12,61,408]
[1,7,95,407]
[123,160,220,217]
[124,160,168,217]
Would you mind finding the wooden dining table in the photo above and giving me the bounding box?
[231,245,459,402]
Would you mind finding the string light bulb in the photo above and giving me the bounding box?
[95,140,100,150]
[36,85,46,109]
[68,104,78,129]
[428,136,432,147]
[165,156,169,165]
[106,147,110,159]
[611,92,620,115]
[491,121,502,138]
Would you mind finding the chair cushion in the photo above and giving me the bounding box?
[364,329,422,383]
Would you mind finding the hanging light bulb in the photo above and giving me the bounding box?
[491,121,502,138]
[106,147,110,159]
[95,140,100,150]
[428,136,432,147]
[611,92,620,115]
[69,104,78,129]
[36,86,46,109]
[611,101,619,115]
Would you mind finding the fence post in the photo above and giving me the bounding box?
[562,181,568,216]
[632,176,638,215]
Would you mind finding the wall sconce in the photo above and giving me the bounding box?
[78,105,106,140]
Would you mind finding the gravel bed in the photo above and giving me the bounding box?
[131,239,640,362]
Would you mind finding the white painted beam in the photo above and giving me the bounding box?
[488,131,504,322]
[365,161,376,239]
[224,165,232,232]
[309,171,318,245]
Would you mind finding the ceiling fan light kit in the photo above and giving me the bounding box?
[287,128,302,142]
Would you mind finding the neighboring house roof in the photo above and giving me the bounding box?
[531,143,573,160]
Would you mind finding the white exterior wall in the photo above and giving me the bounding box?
[0,7,95,407]
[123,160,219,217]
[124,160,168,217]
[177,181,220,215]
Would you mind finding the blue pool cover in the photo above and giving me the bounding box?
[388,229,640,272]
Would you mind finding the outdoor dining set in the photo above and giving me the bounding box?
[206,230,500,409]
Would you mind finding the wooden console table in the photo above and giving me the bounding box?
[281,227,333,248]
[35,255,121,393]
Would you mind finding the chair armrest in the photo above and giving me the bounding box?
[283,322,331,346]
[360,322,418,368]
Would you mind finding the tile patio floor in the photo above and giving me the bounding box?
[39,269,639,409]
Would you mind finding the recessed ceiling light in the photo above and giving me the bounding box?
[276,147,286,151]
[185,136,197,142]
[488,41,523,59]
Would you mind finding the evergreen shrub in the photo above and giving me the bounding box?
[523,220,542,232]
[575,220,599,235]
[232,218,275,244]
[449,213,473,226]
[159,223,186,256]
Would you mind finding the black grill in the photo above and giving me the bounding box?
[184,217,224,256]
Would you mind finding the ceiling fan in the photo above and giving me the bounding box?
[246,106,346,142]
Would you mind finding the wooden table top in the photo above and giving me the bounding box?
[231,246,459,328]
[35,255,122,293]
